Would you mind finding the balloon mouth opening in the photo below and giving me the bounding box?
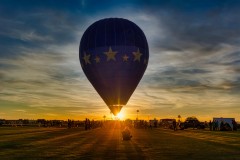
[109,105,123,116]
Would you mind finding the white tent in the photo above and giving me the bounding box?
[213,117,235,130]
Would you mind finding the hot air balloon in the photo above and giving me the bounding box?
[79,18,149,115]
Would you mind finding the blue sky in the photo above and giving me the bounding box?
[0,0,240,121]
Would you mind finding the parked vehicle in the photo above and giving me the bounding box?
[179,116,205,130]
[159,119,176,129]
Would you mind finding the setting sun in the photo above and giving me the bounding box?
[116,112,125,120]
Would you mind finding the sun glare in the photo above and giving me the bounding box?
[116,112,124,120]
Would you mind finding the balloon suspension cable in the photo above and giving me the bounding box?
[109,105,123,116]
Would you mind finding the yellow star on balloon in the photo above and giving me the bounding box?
[122,54,129,62]
[104,47,117,61]
[94,56,100,63]
[132,48,142,62]
[83,52,91,65]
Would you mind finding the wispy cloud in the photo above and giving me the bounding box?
[0,0,240,120]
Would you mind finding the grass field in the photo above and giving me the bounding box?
[0,125,240,160]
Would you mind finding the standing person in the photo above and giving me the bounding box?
[209,120,212,131]
[154,120,157,128]
[173,120,177,131]
[216,120,219,131]
[192,120,195,129]
[213,120,216,131]
[68,119,71,129]
[149,122,152,130]
[85,118,88,130]
[232,119,237,131]
[220,121,224,131]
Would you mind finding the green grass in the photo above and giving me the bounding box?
[0,127,239,159]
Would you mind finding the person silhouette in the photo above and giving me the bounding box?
[122,127,132,140]
[173,120,177,131]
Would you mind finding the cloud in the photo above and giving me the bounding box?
[0,42,102,113]
[141,0,240,47]
[0,4,86,58]
[0,0,240,120]
[13,109,26,113]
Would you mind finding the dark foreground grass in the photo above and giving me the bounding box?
[0,126,240,160]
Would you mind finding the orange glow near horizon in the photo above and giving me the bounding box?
[116,111,125,120]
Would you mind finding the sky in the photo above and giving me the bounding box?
[0,0,240,121]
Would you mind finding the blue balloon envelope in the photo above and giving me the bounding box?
[79,18,149,115]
